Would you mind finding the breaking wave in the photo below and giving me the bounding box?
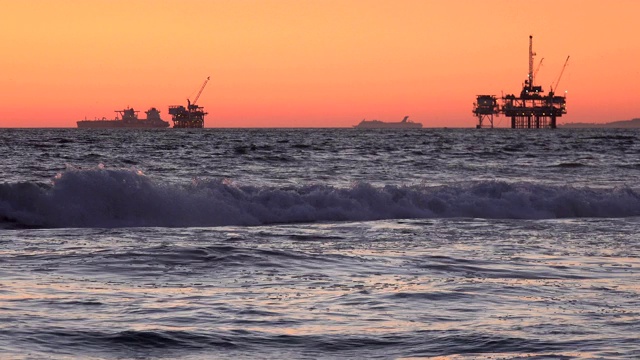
[1,167,640,228]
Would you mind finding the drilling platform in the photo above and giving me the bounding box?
[473,36,568,129]
[169,77,210,128]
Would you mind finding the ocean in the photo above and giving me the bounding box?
[1,128,639,359]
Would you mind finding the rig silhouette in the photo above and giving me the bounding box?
[169,77,210,128]
[473,36,569,129]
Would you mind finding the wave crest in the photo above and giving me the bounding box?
[1,168,639,228]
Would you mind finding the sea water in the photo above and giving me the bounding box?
[0,128,638,359]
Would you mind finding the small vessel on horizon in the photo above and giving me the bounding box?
[77,107,170,129]
[353,116,423,129]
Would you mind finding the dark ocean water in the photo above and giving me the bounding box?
[1,128,639,359]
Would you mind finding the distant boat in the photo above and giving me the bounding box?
[353,116,423,129]
[77,107,170,128]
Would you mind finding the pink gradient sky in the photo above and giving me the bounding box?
[1,0,638,127]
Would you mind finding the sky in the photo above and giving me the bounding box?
[1,0,639,128]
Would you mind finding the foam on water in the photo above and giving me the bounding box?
[1,166,639,228]
[2,129,640,359]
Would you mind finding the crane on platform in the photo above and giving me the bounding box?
[534,58,544,79]
[187,76,211,105]
[551,56,570,93]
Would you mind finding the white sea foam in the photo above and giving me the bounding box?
[1,167,639,228]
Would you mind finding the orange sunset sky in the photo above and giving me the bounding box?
[1,0,639,128]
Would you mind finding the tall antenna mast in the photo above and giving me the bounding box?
[528,35,536,90]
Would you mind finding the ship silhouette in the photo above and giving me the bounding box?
[353,116,423,129]
[77,107,170,128]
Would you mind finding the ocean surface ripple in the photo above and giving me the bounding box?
[1,128,639,359]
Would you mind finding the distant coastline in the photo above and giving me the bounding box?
[560,118,640,128]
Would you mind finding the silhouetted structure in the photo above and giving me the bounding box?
[77,107,170,128]
[473,95,500,129]
[169,77,210,128]
[353,116,423,129]
[473,36,568,129]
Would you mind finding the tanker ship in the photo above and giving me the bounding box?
[77,107,170,128]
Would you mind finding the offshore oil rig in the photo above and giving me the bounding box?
[473,36,569,129]
[169,77,210,128]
